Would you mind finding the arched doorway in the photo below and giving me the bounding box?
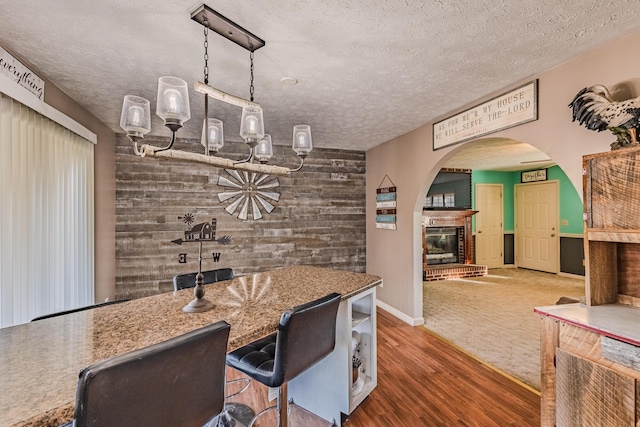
[419,137,585,389]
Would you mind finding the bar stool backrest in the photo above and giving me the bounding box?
[274,292,342,385]
[74,321,230,427]
[173,268,234,291]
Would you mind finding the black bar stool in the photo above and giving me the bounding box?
[64,321,230,427]
[174,268,254,427]
[226,292,342,427]
[173,268,234,291]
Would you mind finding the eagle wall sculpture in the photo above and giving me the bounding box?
[569,84,640,150]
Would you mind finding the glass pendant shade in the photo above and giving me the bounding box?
[255,134,273,162]
[201,118,224,152]
[156,76,190,125]
[292,125,312,156]
[120,95,151,135]
[239,106,265,142]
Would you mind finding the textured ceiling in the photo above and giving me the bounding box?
[1,1,640,159]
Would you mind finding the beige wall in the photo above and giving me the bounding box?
[367,30,640,324]
[0,42,117,302]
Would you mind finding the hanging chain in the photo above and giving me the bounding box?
[249,48,255,102]
[203,19,209,84]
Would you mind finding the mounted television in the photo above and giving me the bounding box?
[424,169,472,210]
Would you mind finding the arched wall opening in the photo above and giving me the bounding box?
[367,30,640,324]
[418,138,584,279]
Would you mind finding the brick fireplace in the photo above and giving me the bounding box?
[422,210,487,281]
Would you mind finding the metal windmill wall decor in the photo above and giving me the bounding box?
[217,169,281,220]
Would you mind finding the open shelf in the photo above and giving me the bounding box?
[351,311,370,328]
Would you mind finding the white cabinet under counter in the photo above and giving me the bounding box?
[289,286,378,426]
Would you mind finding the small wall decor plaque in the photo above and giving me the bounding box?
[521,168,547,183]
[376,175,397,230]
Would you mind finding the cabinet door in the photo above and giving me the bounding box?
[556,349,636,427]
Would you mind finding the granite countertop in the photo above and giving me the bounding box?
[0,265,382,427]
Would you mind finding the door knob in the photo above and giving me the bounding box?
[478,230,482,233]
[551,233,556,237]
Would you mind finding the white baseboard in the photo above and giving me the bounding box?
[376,299,424,326]
[558,272,585,281]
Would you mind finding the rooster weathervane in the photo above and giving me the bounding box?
[569,84,640,150]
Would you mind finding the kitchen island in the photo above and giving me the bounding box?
[0,265,382,427]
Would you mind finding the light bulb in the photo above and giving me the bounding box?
[297,132,307,147]
[292,125,312,156]
[128,106,144,127]
[246,116,258,134]
[201,118,224,152]
[209,126,219,143]
[255,134,273,162]
[120,95,151,136]
[240,106,264,142]
[164,89,181,113]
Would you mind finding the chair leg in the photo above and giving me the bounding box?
[208,378,255,427]
[246,383,289,427]
[277,383,288,427]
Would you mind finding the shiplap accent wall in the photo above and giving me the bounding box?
[115,135,366,299]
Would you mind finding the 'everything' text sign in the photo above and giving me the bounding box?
[433,81,537,150]
[0,47,45,100]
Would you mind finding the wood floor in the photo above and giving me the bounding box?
[227,308,540,426]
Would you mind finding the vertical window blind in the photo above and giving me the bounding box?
[0,91,94,327]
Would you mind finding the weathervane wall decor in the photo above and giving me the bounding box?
[569,84,640,150]
[172,214,231,313]
[119,4,313,177]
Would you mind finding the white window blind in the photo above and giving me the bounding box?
[0,91,94,327]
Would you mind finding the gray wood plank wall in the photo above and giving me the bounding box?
[115,135,366,298]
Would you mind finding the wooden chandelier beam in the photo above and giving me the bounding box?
[139,144,292,177]
[194,81,261,109]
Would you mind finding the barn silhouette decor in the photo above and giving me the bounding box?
[171,215,232,313]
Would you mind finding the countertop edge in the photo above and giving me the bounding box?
[535,303,640,347]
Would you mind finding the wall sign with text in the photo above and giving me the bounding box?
[376,175,397,230]
[433,80,538,150]
[521,168,547,183]
[0,47,45,100]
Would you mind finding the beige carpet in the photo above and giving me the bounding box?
[423,268,584,390]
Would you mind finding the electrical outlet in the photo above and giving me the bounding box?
[561,219,568,226]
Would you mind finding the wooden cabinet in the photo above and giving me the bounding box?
[536,147,640,427]
[583,146,640,307]
[289,287,377,426]
[555,348,638,427]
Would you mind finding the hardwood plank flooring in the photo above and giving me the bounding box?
[227,308,540,426]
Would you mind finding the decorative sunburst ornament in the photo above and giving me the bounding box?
[217,169,280,220]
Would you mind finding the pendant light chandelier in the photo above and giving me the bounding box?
[119,4,312,177]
